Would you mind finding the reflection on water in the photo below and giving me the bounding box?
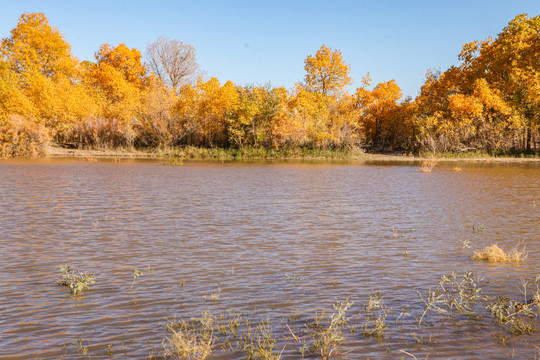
[0,159,538,359]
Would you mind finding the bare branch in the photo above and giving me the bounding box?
[146,37,199,93]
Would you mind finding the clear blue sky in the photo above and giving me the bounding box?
[1,0,539,97]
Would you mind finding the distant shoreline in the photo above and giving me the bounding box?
[44,145,540,163]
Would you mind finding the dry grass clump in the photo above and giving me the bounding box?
[203,287,221,301]
[418,159,438,173]
[472,244,527,263]
[163,320,213,360]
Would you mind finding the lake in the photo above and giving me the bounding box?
[0,158,538,359]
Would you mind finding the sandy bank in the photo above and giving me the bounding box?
[45,145,540,163]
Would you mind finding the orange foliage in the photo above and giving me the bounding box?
[415,14,539,152]
[304,45,352,95]
[174,78,238,147]
[1,12,78,79]
[87,43,149,127]
[1,12,538,157]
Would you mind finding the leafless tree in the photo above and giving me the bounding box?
[146,37,199,93]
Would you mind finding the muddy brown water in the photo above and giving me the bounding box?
[0,159,538,359]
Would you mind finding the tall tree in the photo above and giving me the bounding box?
[146,37,199,93]
[1,12,78,79]
[0,13,98,140]
[90,43,149,123]
[361,80,403,147]
[304,45,352,95]
[415,13,539,152]
[94,43,148,88]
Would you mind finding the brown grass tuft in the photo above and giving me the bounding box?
[418,159,438,173]
[472,244,527,263]
[163,321,213,360]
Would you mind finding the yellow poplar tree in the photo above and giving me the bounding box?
[289,85,331,147]
[360,80,404,148]
[136,76,179,147]
[415,14,539,152]
[196,78,238,147]
[227,85,289,148]
[0,60,48,157]
[1,12,78,79]
[304,45,352,95]
[459,14,539,151]
[267,86,294,149]
[326,91,362,148]
[0,12,85,139]
[87,43,149,146]
[175,78,238,147]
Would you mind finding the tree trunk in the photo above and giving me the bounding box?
[526,126,532,152]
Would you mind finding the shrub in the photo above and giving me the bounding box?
[57,264,96,294]
[0,115,50,157]
[69,117,135,149]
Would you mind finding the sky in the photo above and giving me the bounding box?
[1,0,539,98]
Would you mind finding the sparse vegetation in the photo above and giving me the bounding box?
[363,292,388,338]
[57,264,96,295]
[472,223,485,233]
[203,287,222,301]
[130,265,153,290]
[76,336,89,356]
[243,318,282,360]
[163,320,213,360]
[460,239,472,248]
[415,272,539,339]
[486,275,540,335]
[302,298,353,359]
[418,272,487,325]
[161,157,184,166]
[487,296,536,335]
[44,265,540,357]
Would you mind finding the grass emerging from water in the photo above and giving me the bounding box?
[472,244,527,263]
[418,159,438,173]
[57,264,96,295]
[163,320,213,360]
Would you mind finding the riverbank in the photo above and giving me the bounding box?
[45,144,540,163]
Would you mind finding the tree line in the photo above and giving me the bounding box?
[0,12,538,157]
